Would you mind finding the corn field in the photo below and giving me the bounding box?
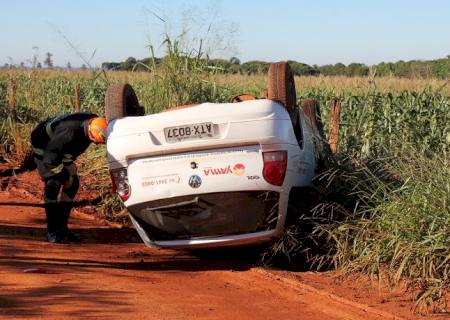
[1,69,448,159]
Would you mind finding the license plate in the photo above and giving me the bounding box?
[164,122,216,143]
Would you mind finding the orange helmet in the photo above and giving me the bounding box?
[87,117,108,143]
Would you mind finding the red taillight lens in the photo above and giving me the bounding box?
[109,168,131,201]
[263,151,287,186]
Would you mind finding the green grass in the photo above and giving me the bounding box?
[309,148,450,313]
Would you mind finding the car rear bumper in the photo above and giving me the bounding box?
[127,191,287,249]
[129,214,282,249]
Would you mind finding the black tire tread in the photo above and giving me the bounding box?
[268,62,296,118]
[299,99,331,171]
[105,84,143,121]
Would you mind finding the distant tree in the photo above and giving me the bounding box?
[66,62,72,69]
[81,64,87,70]
[334,63,346,75]
[32,46,39,68]
[20,62,25,68]
[411,61,431,78]
[100,54,450,78]
[229,63,241,74]
[430,58,450,78]
[317,64,335,76]
[102,62,120,70]
[376,62,392,76]
[241,61,269,74]
[119,57,137,70]
[37,62,42,68]
[209,58,232,72]
[346,63,369,76]
[288,60,319,76]
[44,52,53,68]
[229,56,240,65]
[6,56,14,66]
[392,60,409,77]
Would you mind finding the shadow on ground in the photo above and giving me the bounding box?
[0,282,132,318]
[0,223,258,272]
[0,224,141,244]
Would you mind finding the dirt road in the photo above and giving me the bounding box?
[0,176,422,319]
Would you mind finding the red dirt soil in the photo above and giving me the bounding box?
[0,166,444,319]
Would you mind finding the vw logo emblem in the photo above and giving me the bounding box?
[188,175,202,188]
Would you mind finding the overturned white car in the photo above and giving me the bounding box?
[106,62,327,249]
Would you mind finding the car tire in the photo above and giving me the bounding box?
[299,99,330,171]
[105,83,144,121]
[268,62,297,122]
[299,99,323,132]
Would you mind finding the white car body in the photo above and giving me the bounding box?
[107,99,317,249]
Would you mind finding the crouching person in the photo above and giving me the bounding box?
[31,113,107,243]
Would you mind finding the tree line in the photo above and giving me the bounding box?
[2,51,87,70]
[102,55,450,78]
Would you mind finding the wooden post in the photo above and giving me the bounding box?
[259,90,268,99]
[7,79,16,113]
[329,97,341,154]
[75,83,81,112]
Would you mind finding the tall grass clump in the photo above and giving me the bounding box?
[265,142,448,313]
[138,34,232,113]
[0,80,7,107]
[312,147,449,312]
[0,102,41,164]
[266,144,449,312]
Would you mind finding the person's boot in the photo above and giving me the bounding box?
[45,202,63,243]
[59,202,80,242]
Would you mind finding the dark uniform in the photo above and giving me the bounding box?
[31,112,98,242]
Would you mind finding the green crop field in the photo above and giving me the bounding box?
[1,69,448,158]
[0,53,449,312]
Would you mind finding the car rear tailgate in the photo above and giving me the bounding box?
[125,145,272,206]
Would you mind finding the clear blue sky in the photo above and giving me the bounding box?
[1,0,449,68]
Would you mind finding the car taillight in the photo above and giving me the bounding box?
[263,151,287,186]
[109,168,131,201]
